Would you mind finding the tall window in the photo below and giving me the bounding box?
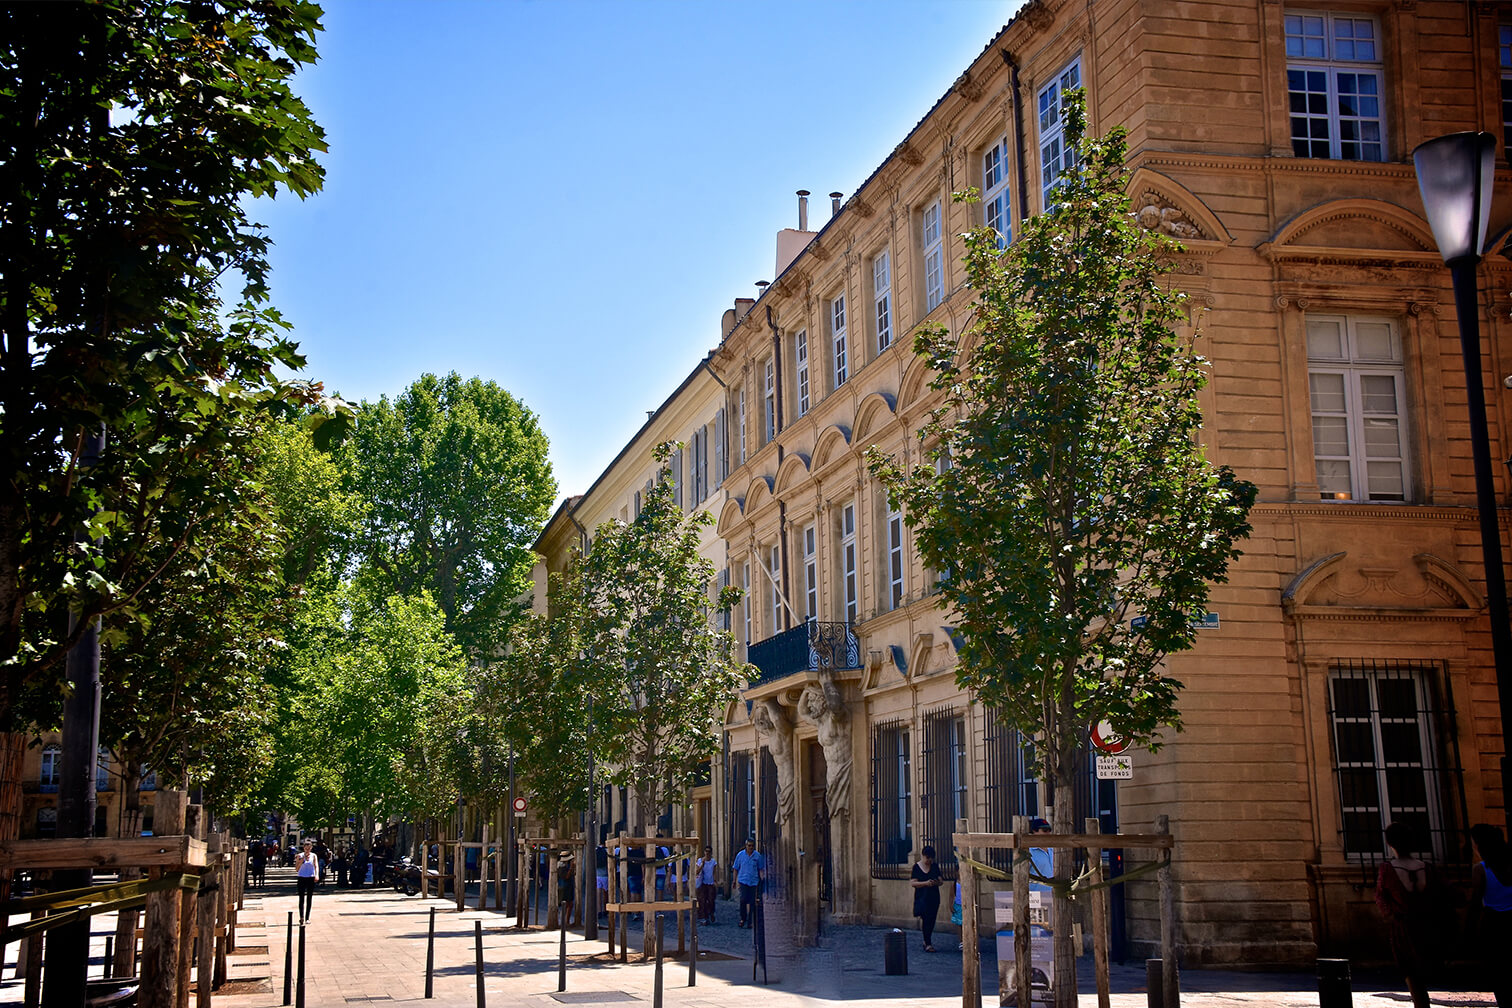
[1307,314,1408,501]
[795,330,810,417]
[870,721,912,877]
[762,357,776,445]
[803,523,818,621]
[1501,25,1511,159]
[831,295,848,388]
[1329,660,1461,862]
[718,569,732,632]
[738,387,747,465]
[921,706,966,873]
[36,806,57,839]
[689,427,707,504]
[714,407,727,486]
[873,252,893,352]
[40,744,60,792]
[96,747,110,791]
[840,503,858,623]
[1038,58,1082,206]
[741,561,752,645]
[730,751,754,850]
[982,135,1012,248]
[767,544,782,634]
[922,201,944,311]
[887,507,905,610]
[983,712,1037,871]
[1286,11,1384,161]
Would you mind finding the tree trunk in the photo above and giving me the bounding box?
[1051,763,1077,1008]
[114,762,143,977]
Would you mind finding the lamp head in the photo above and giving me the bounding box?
[1413,131,1497,266]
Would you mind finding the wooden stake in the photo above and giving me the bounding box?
[1012,815,1030,1008]
[140,789,189,1008]
[958,836,980,1008]
[1087,818,1111,1008]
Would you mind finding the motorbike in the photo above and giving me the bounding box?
[378,856,439,896]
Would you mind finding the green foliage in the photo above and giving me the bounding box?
[869,90,1255,802]
[0,0,347,732]
[345,372,556,658]
[568,442,746,823]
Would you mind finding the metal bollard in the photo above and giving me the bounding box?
[558,908,567,992]
[283,912,292,1005]
[424,907,435,999]
[474,920,485,1008]
[1317,958,1353,1008]
[688,917,697,988]
[295,920,306,1008]
[884,928,908,976]
[653,916,664,1008]
[1146,958,1180,1008]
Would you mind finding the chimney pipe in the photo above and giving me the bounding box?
[797,190,810,231]
[830,191,843,216]
[755,280,770,298]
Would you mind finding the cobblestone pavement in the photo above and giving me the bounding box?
[1,866,1498,1007]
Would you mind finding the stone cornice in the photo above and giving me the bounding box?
[1251,502,1502,523]
[1283,604,1478,623]
[1132,150,1427,181]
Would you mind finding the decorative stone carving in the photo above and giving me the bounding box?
[797,671,851,817]
[953,69,986,103]
[895,140,925,167]
[750,698,796,828]
[1135,196,1203,239]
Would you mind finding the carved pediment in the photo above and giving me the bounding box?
[1261,198,1440,267]
[1282,551,1483,621]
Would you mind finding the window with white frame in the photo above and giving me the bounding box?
[949,717,969,822]
[40,744,60,791]
[689,427,706,504]
[887,506,905,610]
[840,503,858,623]
[741,561,752,645]
[831,294,848,388]
[1328,660,1459,862]
[767,544,782,635]
[870,720,912,875]
[873,252,893,352]
[738,387,747,465]
[714,408,727,486]
[982,135,1012,248]
[922,201,944,311]
[1501,25,1511,160]
[1037,59,1082,207]
[762,357,776,445]
[1286,11,1384,161]
[795,330,810,417]
[1307,314,1408,502]
[803,523,818,621]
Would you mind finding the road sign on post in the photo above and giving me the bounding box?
[512,797,528,818]
[1091,721,1127,755]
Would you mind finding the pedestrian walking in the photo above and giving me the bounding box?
[296,838,323,922]
[353,840,369,888]
[249,839,266,888]
[733,837,765,928]
[1375,821,1447,1008]
[333,844,349,888]
[695,845,718,925]
[911,844,944,952]
[1471,822,1512,1007]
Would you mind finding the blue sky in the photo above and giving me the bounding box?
[257,0,1022,499]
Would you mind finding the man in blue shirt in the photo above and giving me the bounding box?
[732,837,765,928]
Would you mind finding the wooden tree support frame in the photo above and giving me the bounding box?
[514,836,587,931]
[441,834,507,911]
[600,833,700,964]
[953,816,1177,1008]
[0,789,248,1008]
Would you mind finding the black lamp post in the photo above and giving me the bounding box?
[1412,130,1512,836]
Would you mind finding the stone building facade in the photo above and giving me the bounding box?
[536,0,1512,967]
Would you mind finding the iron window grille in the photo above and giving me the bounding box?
[730,750,754,853]
[870,719,913,879]
[1327,658,1467,866]
[920,705,966,878]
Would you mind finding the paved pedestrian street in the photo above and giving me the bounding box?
[1,865,1498,1008]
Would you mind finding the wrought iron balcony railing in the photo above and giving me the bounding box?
[746,620,861,686]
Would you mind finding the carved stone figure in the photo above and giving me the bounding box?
[750,698,796,828]
[797,672,851,817]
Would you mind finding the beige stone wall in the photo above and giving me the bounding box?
[541,0,1512,968]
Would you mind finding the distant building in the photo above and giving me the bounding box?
[18,732,158,838]
[537,0,1512,967]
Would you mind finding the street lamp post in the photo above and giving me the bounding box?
[1413,131,1512,836]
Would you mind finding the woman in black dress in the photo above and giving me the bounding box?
[911,844,944,952]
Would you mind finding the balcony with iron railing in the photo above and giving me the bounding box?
[745,620,861,687]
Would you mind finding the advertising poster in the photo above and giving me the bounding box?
[994,887,1054,1005]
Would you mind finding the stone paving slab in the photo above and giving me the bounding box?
[0,865,1498,1007]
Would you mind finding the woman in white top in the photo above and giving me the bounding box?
[295,838,322,922]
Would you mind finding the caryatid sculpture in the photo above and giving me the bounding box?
[797,670,851,817]
[750,698,796,828]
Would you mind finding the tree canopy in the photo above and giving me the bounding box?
[346,372,556,658]
[0,0,345,733]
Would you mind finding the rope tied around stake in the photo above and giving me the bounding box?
[957,848,1170,901]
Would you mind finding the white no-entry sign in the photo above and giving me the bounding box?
[512,796,528,817]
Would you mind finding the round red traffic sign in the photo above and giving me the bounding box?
[511,796,528,813]
[1091,721,1128,755]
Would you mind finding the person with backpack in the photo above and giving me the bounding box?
[1375,822,1447,1008]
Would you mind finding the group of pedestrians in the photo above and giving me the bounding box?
[1376,819,1511,1007]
